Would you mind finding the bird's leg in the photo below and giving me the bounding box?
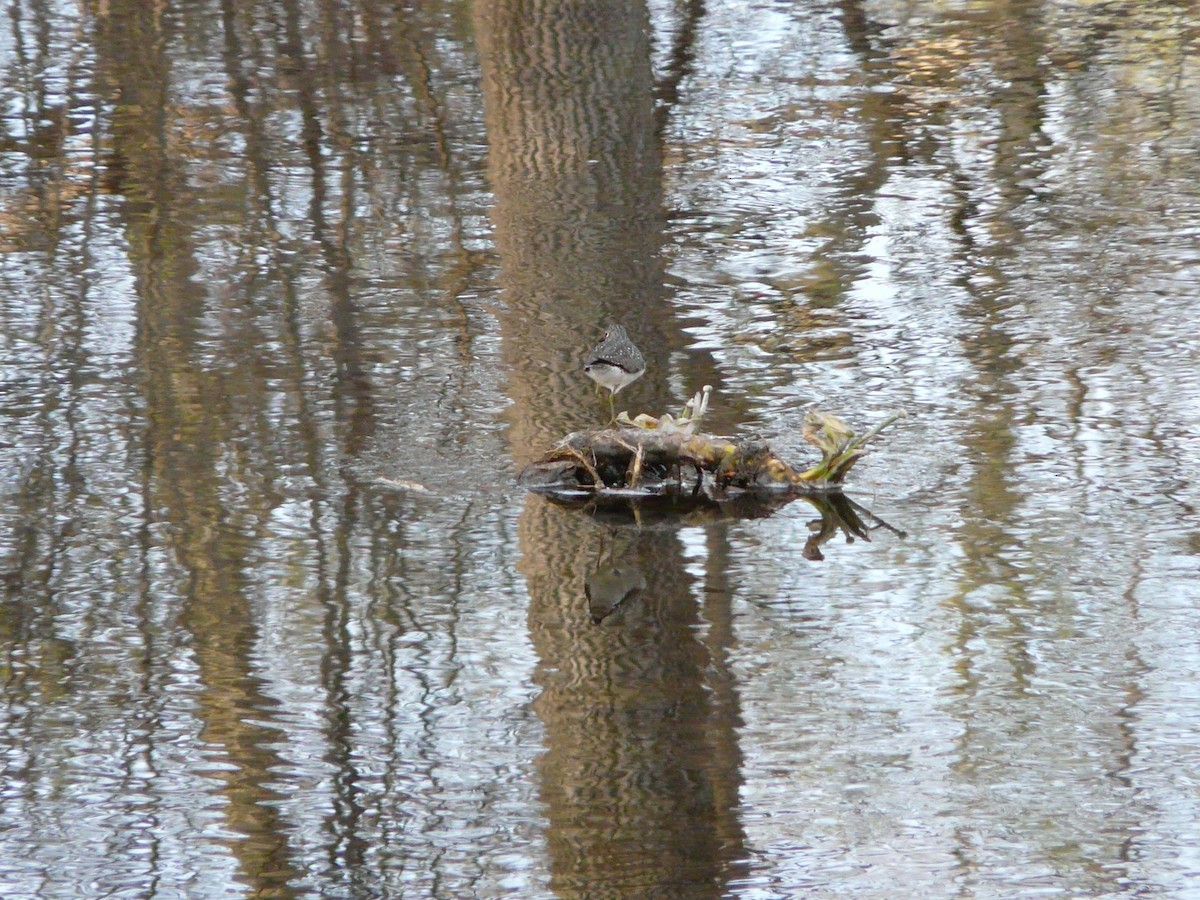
[594,383,614,424]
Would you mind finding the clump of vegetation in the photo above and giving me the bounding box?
[518,386,906,494]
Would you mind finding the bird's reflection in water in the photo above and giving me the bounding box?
[584,557,647,625]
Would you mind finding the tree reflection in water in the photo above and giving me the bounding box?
[1,0,1199,896]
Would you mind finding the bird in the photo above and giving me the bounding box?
[584,324,645,423]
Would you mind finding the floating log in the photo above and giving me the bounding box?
[517,387,906,494]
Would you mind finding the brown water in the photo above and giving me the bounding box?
[2,0,1199,897]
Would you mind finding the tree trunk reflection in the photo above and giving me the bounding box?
[478,1,747,895]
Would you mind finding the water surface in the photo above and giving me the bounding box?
[2,0,1199,897]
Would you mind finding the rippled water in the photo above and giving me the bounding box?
[2,0,1199,897]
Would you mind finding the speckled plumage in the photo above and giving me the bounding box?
[584,324,645,395]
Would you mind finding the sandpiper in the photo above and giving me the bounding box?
[584,324,645,422]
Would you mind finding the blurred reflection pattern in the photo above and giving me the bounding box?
[2,0,1200,897]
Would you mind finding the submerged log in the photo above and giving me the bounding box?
[517,387,906,494]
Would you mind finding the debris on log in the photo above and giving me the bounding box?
[517,386,906,494]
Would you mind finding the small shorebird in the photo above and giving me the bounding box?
[584,324,645,423]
